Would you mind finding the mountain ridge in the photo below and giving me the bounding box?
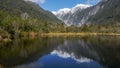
[53,0,120,26]
[0,0,65,37]
[52,4,91,26]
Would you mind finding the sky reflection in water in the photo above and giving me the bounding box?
[0,36,120,68]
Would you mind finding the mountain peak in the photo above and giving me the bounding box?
[52,4,91,26]
[72,4,91,9]
[52,8,70,15]
[52,4,91,15]
[53,0,120,26]
[71,4,91,13]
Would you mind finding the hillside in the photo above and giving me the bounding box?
[0,0,65,38]
[0,0,62,23]
[52,4,91,26]
[87,0,120,24]
[54,0,120,26]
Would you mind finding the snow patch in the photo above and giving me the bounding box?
[52,4,91,15]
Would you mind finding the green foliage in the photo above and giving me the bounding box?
[0,10,65,33]
[0,0,66,37]
[0,0,120,38]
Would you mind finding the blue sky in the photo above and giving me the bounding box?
[30,0,100,11]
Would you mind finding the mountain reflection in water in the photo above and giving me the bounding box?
[0,36,120,68]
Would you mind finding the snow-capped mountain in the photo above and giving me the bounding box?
[52,4,91,26]
[53,0,120,26]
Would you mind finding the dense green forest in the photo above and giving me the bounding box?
[0,10,65,37]
[65,23,120,33]
[0,0,65,39]
[0,8,120,39]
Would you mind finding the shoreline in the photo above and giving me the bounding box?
[40,33,120,36]
[1,32,120,42]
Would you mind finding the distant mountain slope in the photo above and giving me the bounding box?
[87,0,120,24]
[0,0,64,35]
[52,4,91,26]
[0,0,61,23]
[53,0,120,26]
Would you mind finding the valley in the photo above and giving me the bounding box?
[0,0,120,40]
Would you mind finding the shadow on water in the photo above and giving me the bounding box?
[0,36,120,68]
[0,37,64,67]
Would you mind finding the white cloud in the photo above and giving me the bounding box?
[24,0,45,4]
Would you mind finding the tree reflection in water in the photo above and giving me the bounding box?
[0,36,120,68]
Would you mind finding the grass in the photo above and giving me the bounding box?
[40,32,120,36]
[1,32,120,41]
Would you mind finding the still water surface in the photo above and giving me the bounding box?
[0,36,120,68]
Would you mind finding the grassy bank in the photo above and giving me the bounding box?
[40,33,120,36]
[1,32,120,42]
[19,32,120,37]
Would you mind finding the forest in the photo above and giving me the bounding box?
[0,9,120,40]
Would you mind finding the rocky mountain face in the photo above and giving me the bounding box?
[52,4,91,26]
[53,0,120,26]
[87,0,120,24]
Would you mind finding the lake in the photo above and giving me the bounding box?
[0,35,120,68]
